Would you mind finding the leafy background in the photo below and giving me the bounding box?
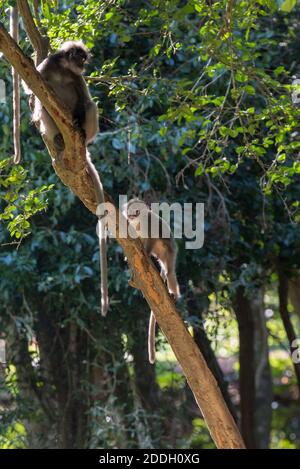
[0,0,300,449]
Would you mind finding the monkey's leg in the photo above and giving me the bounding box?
[38,108,65,151]
[160,253,181,299]
[148,311,156,364]
[166,271,181,299]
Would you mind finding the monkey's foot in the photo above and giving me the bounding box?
[170,291,180,301]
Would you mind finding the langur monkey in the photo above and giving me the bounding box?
[32,41,108,315]
[123,199,181,364]
[33,40,99,150]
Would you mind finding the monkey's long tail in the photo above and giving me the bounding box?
[99,220,109,316]
[148,311,156,364]
[86,151,109,316]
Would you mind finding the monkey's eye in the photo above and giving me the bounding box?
[135,210,140,216]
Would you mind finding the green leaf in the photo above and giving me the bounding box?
[243,85,255,95]
[159,127,167,137]
[277,154,286,163]
[279,0,296,13]
[293,162,300,173]
[152,44,161,56]
[105,12,114,20]
[274,66,285,76]
[195,163,204,176]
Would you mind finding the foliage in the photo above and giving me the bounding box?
[0,0,300,449]
[0,159,54,239]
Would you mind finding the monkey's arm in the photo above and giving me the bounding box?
[78,76,99,142]
[77,74,93,102]
[72,80,86,131]
[73,75,99,142]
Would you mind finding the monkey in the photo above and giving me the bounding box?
[10,5,21,164]
[31,41,108,315]
[123,198,180,364]
[32,40,99,151]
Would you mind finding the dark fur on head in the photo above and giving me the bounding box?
[58,41,91,73]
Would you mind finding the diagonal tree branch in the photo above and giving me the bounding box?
[16,0,49,65]
[0,23,245,449]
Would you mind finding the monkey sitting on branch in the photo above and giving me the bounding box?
[30,40,108,316]
[123,198,181,364]
[32,40,99,151]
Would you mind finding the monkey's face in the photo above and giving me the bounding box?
[125,199,147,221]
[65,46,90,74]
[127,207,140,221]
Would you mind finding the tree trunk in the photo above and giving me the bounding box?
[252,289,272,449]
[91,320,137,449]
[278,264,300,398]
[288,274,300,321]
[233,286,272,448]
[5,323,57,448]
[234,286,256,449]
[35,307,90,448]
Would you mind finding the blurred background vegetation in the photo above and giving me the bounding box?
[0,0,300,449]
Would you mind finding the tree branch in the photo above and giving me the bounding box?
[0,23,245,449]
[16,0,49,65]
[278,262,300,400]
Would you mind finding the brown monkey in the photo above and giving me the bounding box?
[33,40,99,150]
[123,198,180,363]
[32,41,108,315]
